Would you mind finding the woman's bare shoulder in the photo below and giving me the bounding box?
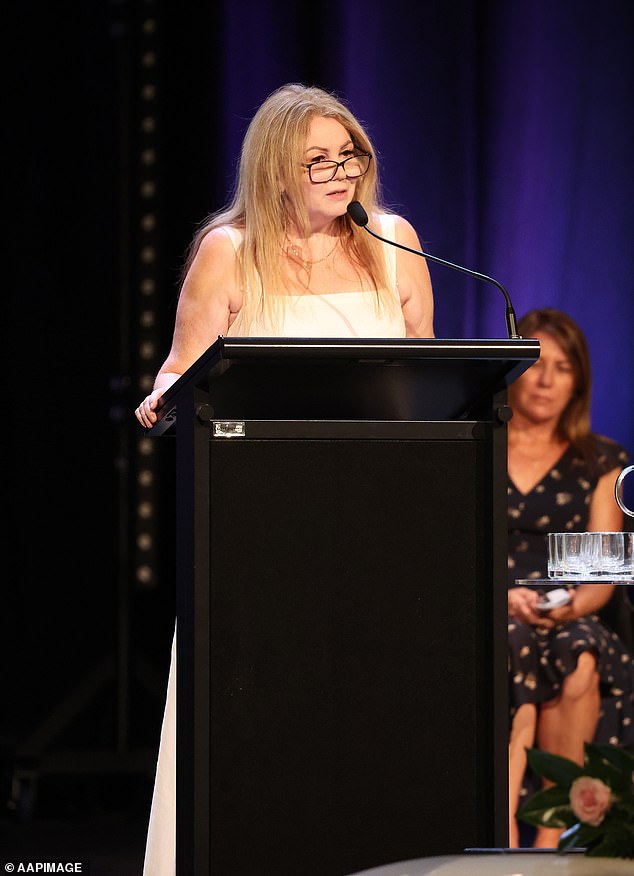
[196,224,243,256]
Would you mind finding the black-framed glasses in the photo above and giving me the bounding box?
[301,152,372,184]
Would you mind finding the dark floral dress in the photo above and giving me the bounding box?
[507,435,634,750]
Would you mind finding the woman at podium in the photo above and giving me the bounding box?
[135,82,434,431]
[135,83,435,875]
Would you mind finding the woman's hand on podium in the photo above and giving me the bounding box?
[135,387,165,428]
[135,386,170,429]
[135,371,181,428]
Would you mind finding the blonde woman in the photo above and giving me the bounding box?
[136,82,434,430]
[136,83,434,875]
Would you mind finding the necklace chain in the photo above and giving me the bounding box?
[286,236,339,272]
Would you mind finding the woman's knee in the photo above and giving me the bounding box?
[561,652,599,701]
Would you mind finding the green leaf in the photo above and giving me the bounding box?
[569,821,603,847]
[518,786,576,829]
[615,799,634,823]
[586,742,634,775]
[586,821,634,859]
[525,747,584,786]
[584,744,634,791]
[558,811,634,858]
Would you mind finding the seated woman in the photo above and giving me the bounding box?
[506,308,634,848]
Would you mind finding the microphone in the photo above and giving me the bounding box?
[347,201,520,339]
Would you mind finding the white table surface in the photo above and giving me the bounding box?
[347,852,633,876]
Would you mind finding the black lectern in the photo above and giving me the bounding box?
[148,336,539,876]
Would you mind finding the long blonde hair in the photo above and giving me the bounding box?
[182,83,395,324]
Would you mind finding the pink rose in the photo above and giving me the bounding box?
[569,776,613,826]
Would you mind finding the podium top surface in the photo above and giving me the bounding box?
[147,336,540,435]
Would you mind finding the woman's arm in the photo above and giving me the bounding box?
[588,465,624,532]
[547,465,624,620]
[135,227,242,428]
[550,582,616,621]
[392,215,435,338]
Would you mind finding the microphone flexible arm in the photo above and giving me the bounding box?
[347,202,520,339]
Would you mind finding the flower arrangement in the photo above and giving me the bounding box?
[517,742,634,858]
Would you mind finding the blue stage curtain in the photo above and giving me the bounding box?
[163,0,633,452]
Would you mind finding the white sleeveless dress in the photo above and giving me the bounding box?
[142,214,404,875]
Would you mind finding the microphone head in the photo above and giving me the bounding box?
[347,200,369,227]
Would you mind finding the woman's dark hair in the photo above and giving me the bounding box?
[514,308,598,466]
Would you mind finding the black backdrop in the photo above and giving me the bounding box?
[6,0,634,842]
